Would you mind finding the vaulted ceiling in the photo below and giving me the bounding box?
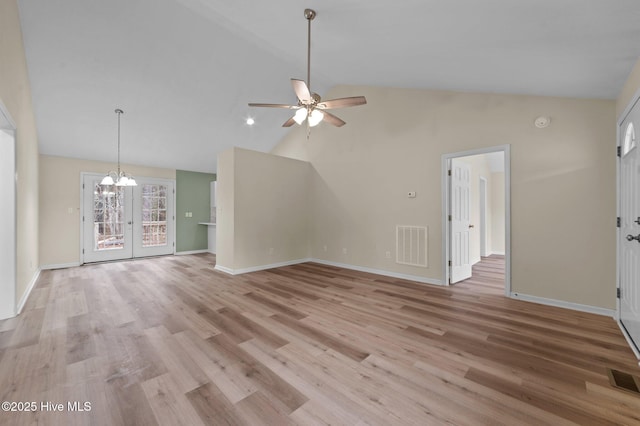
[17,0,640,172]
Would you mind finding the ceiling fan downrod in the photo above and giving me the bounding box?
[304,8,316,93]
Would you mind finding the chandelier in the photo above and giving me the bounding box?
[100,108,137,186]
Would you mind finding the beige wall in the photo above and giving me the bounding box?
[273,85,616,309]
[216,147,310,272]
[216,148,235,269]
[617,58,640,119]
[39,155,175,266]
[0,0,40,305]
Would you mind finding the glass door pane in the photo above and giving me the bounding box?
[82,174,133,263]
[93,183,125,250]
[133,178,174,258]
[141,184,168,247]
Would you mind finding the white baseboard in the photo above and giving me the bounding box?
[17,268,41,315]
[617,321,640,363]
[490,250,506,256]
[175,250,209,256]
[510,292,615,317]
[214,256,443,286]
[40,262,81,270]
[214,258,311,275]
[310,258,444,286]
[213,264,234,274]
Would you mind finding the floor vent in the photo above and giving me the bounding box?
[608,368,640,395]
[396,226,428,267]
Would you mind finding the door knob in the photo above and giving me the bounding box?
[626,234,640,242]
[128,221,133,225]
[468,224,475,229]
[635,217,640,225]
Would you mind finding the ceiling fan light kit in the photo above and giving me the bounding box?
[248,8,367,131]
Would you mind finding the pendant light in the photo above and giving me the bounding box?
[101,108,137,186]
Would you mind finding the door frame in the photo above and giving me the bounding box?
[442,144,511,295]
[616,88,640,362]
[80,173,177,264]
[0,100,16,320]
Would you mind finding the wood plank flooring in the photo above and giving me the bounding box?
[1,254,639,425]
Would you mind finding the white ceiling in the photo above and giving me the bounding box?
[17,0,640,173]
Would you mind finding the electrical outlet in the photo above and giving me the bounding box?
[342,248,347,255]
[386,251,391,259]
[269,247,274,255]
[323,245,327,252]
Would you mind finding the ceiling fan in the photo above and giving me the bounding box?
[248,8,366,129]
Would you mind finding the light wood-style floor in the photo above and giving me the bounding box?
[1,254,639,425]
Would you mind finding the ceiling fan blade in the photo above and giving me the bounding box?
[248,103,297,109]
[291,79,312,103]
[282,117,296,127]
[317,96,367,110]
[321,111,346,127]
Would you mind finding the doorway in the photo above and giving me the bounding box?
[442,145,510,295]
[81,173,176,263]
[618,96,640,359]
[0,103,16,320]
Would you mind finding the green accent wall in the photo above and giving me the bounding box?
[176,170,216,252]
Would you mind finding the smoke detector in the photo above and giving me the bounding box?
[534,116,551,128]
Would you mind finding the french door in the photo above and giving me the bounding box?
[82,173,175,263]
[619,100,640,353]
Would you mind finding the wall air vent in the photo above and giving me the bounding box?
[396,226,428,267]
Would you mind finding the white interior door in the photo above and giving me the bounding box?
[451,159,472,283]
[82,174,133,263]
[82,174,175,263]
[132,178,175,257]
[0,129,16,320]
[620,102,640,351]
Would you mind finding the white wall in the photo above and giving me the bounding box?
[1,0,40,313]
[273,85,616,310]
[0,129,16,319]
[491,172,506,254]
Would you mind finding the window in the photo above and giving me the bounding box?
[141,184,168,247]
[623,122,636,157]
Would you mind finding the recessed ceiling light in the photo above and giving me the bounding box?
[246,117,255,126]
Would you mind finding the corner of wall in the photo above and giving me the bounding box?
[617,57,640,119]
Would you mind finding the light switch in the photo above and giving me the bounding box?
[408,191,416,198]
